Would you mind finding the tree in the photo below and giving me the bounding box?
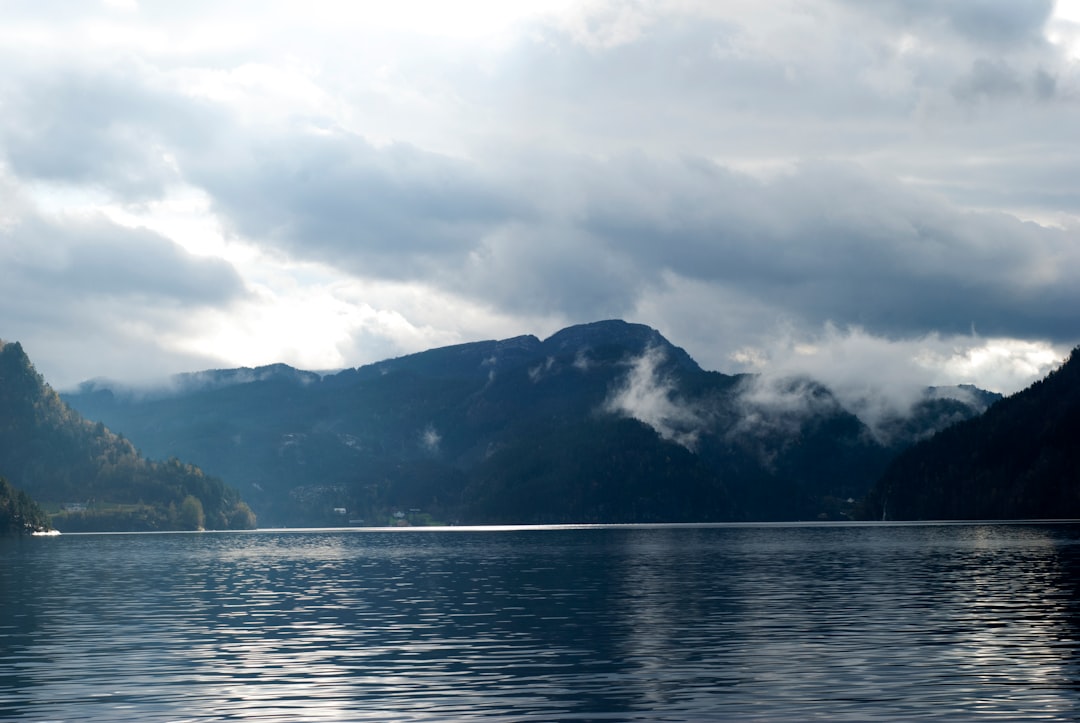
[179,495,205,531]
[228,502,257,530]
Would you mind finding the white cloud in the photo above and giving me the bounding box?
[420,424,442,454]
[604,346,705,449]
[102,0,139,12]
[730,323,1068,414]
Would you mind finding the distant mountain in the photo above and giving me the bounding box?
[63,320,994,525]
[0,340,256,531]
[874,384,1004,446]
[865,347,1080,520]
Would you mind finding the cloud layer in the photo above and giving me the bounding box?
[1,0,1077,391]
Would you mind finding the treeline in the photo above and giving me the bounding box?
[0,340,256,532]
[51,492,250,532]
[0,476,51,534]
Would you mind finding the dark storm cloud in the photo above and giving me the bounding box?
[2,215,243,308]
[124,106,1077,349]
[451,222,649,318]
[350,151,1075,346]
[185,135,1073,345]
[574,157,1080,342]
[15,216,244,303]
[186,130,518,276]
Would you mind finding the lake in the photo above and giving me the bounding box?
[4,523,1080,721]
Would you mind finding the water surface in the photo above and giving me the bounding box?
[4,523,1080,720]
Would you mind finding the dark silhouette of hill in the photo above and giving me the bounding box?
[865,347,1080,520]
[0,340,255,531]
[0,476,50,534]
[64,320,995,526]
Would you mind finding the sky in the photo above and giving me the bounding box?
[1,0,1079,399]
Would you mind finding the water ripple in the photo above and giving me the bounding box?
[3,524,1080,720]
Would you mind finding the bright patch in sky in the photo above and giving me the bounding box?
[308,0,579,39]
[936,339,1065,391]
[1051,0,1080,57]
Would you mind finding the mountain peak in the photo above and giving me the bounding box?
[0,339,29,363]
[542,320,700,371]
[542,319,658,347]
[0,339,46,402]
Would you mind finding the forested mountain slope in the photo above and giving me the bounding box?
[866,346,1080,520]
[0,476,50,534]
[0,340,255,531]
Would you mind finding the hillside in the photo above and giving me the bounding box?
[866,346,1080,520]
[0,340,256,531]
[64,321,994,526]
[0,476,50,534]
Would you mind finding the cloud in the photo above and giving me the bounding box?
[725,323,1068,432]
[186,130,520,278]
[840,0,1056,48]
[526,157,1080,344]
[528,356,556,383]
[184,137,1080,350]
[0,175,247,387]
[22,218,241,303]
[420,424,441,454]
[0,64,218,201]
[604,345,706,449]
[727,375,846,446]
[0,0,1077,394]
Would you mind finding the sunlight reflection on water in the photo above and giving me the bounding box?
[3,523,1080,720]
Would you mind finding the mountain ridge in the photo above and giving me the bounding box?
[61,320,996,525]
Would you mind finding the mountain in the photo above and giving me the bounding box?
[0,340,256,531]
[63,320,994,525]
[873,384,1003,446]
[865,346,1080,520]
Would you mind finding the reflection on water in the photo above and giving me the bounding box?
[4,523,1080,720]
